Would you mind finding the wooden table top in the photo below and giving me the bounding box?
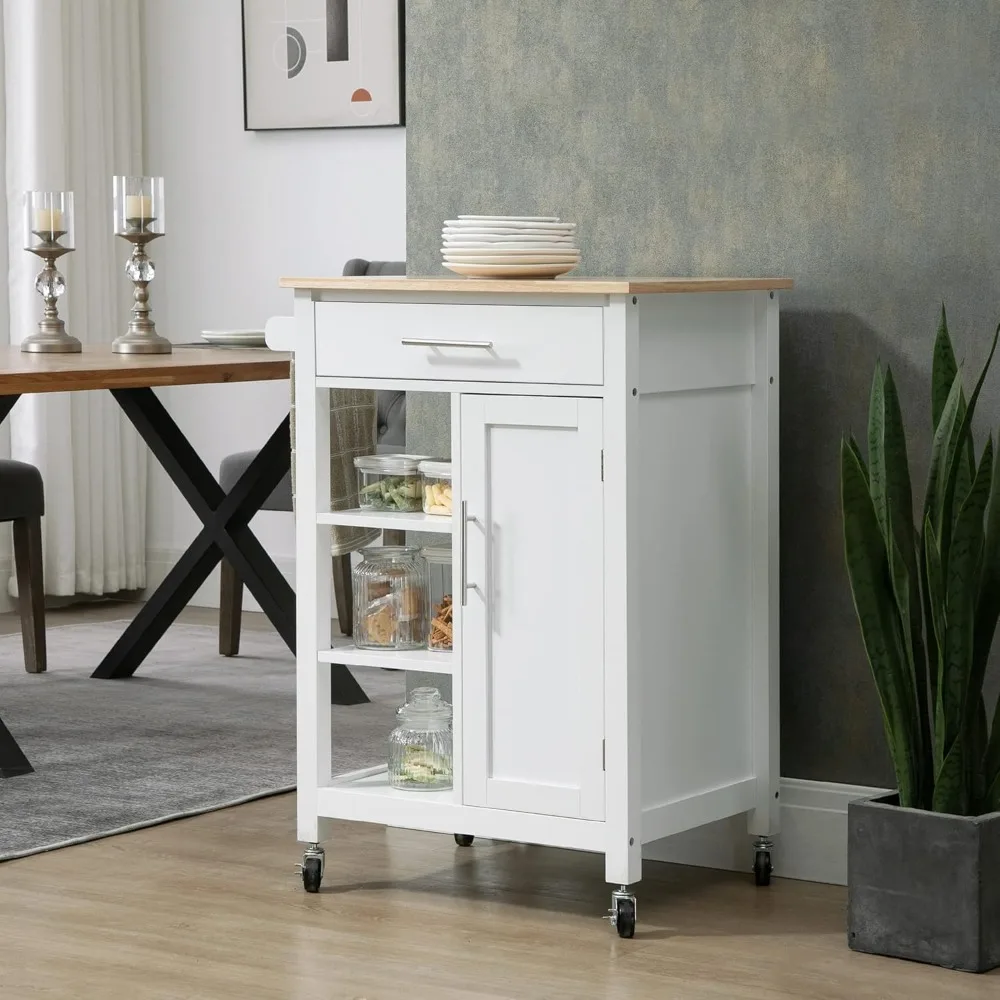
[279,276,794,294]
[0,346,290,396]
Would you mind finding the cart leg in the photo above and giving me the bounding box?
[752,835,774,887]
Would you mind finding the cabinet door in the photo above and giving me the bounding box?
[461,395,605,820]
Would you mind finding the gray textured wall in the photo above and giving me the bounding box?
[404,0,1000,786]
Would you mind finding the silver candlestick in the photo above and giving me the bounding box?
[21,191,81,353]
[112,175,171,355]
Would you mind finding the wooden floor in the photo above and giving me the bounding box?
[2,605,998,998]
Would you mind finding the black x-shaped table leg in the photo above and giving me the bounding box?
[0,711,33,778]
[90,387,369,706]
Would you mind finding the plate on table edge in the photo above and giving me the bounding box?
[201,330,267,346]
[442,237,579,246]
[442,247,581,256]
[443,262,579,278]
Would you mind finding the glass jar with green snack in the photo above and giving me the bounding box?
[354,454,429,512]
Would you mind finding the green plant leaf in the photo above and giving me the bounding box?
[925,515,947,776]
[970,696,988,813]
[923,374,963,578]
[939,324,1000,573]
[847,433,868,483]
[985,697,1000,813]
[932,304,958,431]
[940,442,990,779]
[973,434,1000,708]
[842,438,918,807]
[933,739,967,815]
[868,362,889,539]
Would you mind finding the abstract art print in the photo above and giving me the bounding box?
[242,0,403,130]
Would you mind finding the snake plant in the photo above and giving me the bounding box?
[841,307,1000,815]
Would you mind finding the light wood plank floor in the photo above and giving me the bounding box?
[2,605,997,999]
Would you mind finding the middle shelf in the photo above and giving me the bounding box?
[319,635,455,674]
[316,509,453,533]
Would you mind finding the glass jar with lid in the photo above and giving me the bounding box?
[352,546,428,650]
[418,459,453,515]
[388,686,453,790]
[354,454,429,512]
[422,545,453,651]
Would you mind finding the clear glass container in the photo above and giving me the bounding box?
[422,546,453,651]
[113,175,165,236]
[354,454,428,512]
[419,460,453,516]
[353,546,428,649]
[388,686,453,790]
[23,191,75,251]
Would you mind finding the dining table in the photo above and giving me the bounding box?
[0,345,368,777]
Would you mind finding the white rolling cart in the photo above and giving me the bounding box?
[267,276,790,938]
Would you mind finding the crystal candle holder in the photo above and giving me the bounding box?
[21,191,81,353]
[112,175,170,354]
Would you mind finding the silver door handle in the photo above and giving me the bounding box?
[461,501,478,606]
[401,337,494,350]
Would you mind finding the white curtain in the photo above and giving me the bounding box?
[1,0,147,596]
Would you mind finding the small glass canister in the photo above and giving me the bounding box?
[354,454,428,512]
[418,460,453,515]
[353,546,428,650]
[422,546,453,651]
[388,687,453,790]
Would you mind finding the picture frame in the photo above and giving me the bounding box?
[241,0,405,131]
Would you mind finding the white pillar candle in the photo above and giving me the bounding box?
[34,208,64,233]
[125,194,153,220]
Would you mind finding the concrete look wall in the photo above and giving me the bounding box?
[404,0,1000,785]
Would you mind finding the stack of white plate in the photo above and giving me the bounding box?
[441,216,580,278]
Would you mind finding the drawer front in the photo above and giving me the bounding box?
[315,301,604,384]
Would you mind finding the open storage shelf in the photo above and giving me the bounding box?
[319,635,454,674]
[316,509,453,534]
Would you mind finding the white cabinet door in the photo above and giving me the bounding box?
[461,395,605,820]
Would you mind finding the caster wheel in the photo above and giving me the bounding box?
[454,834,474,847]
[615,898,636,939]
[753,850,772,887]
[302,856,323,893]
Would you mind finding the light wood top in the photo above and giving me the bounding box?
[279,275,794,294]
[0,346,289,396]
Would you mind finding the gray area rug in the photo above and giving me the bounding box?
[0,621,402,861]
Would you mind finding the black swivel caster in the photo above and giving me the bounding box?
[608,886,636,938]
[454,833,475,846]
[752,837,773,887]
[299,844,325,893]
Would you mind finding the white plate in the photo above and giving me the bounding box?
[201,329,267,346]
[443,234,578,243]
[444,254,581,265]
[457,215,561,222]
[441,243,580,257]
[444,262,579,278]
[443,220,576,231]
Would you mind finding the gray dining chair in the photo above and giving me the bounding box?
[0,459,46,673]
[218,258,406,655]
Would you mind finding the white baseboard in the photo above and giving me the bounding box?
[643,778,888,885]
[144,547,295,612]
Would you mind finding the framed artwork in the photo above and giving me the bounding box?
[242,0,404,130]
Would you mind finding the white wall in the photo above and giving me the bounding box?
[140,0,405,607]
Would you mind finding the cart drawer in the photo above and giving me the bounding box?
[314,301,604,385]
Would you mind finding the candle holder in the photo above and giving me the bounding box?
[112,175,171,354]
[21,191,81,353]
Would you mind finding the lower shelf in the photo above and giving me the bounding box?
[318,636,454,674]
[314,767,606,852]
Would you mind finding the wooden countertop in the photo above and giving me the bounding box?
[278,276,794,294]
[0,346,290,395]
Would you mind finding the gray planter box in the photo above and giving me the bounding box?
[848,792,1000,973]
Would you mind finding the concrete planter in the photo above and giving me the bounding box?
[848,793,1000,972]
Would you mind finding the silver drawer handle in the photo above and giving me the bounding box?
[401,337,494,350]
